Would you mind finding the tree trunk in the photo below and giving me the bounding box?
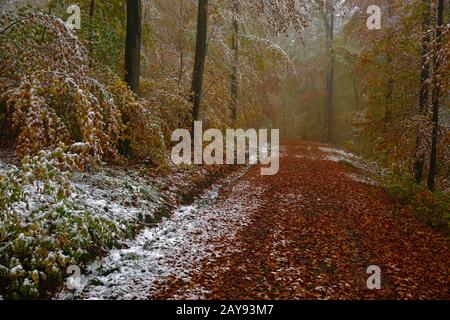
[324,4,335,143]
[414,0,431,184]
[427,0,444,191]
[177,6,185,86]
[231,0,239,126]
[191,0,209,123]
[125,0,142,96]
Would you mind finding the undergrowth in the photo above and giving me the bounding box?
[384,172,450,235]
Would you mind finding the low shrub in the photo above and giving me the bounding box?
[0,151,132,299]
[384,171,450,234]
[0,12,166,169]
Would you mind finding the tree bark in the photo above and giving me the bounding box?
[231,0,239,126]
[191,0,209,123]
[88,0,95,64]
[414,0,431,184]
[353,76,359,111]
[324,2,335,143]
[427,0,444,191]
[125,0,142,96]
[177,6,185,86]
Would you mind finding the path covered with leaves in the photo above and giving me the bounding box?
[75,141,449,300]
[152,141,449,300]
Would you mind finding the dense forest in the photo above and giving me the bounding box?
[0,0,449,300]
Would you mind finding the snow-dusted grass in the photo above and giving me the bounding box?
[319,146,387,186]
[71,168,166,224]
[319,146,358,164]
[0,146,248,299]
[345,172,379,186]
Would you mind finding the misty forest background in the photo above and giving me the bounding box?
[0,0,449,299]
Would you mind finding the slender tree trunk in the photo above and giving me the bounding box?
[324,4,335,143]
[191,0,209,123]
[177,6,185,86]
[414,0,431,184]
[427,0,444,191]
[231,0,239,126]
[121,0,141,158]
[125,0,142,96]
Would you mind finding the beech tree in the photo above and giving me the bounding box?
[428,0,445,191]
[312,0,337,142]
[231,0,239,125]
[320,0,336,143]
[414,0,431,184]
[191,0,209,123]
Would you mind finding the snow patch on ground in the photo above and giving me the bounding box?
[346,173,379,186]
[71,169,165,223]
[319,147,358,163]
[319,146,384,186]
[60,167,262,300]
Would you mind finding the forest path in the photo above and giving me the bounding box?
[74,141,449,300]
[151,140,450,300]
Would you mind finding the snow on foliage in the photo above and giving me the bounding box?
[0,12,165,168]
[0,154,171,299]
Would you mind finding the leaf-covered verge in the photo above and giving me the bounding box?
[329,145,450,234]
[383,173,450,234]
[365,161,450,235]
